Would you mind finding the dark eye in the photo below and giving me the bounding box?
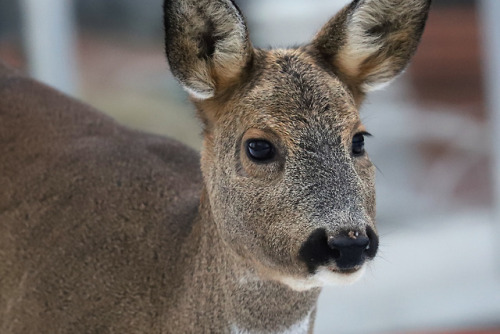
[246,139,275,162]
[352,132,369,156]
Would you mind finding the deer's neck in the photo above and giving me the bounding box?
[169,188,320,333]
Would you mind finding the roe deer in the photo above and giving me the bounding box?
[0,0,431,332]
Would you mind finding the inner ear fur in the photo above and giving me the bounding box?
[164,0,253,99]
[312,0,431,95]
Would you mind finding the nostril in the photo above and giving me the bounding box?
[331,248,341,259]
[365,226,379,258]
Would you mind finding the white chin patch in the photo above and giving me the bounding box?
[277,266,366,292]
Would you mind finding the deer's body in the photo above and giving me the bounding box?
[0,0,431,332]
[0,63,199,332]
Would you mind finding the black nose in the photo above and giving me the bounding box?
[328,233,369,269]
[299,226,378,273]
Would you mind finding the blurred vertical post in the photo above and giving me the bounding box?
[20,0,79,96]
[479,0,500,274]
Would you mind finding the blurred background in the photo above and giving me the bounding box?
[1,0,499,333]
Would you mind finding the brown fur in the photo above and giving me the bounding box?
[0,0,431,332]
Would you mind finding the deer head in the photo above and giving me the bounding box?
[164,0,431,290]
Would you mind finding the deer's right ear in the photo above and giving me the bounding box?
[164,0,253,100]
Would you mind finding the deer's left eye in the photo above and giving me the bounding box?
[352,132,369,156]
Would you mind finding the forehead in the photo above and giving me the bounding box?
[239,48,360,140]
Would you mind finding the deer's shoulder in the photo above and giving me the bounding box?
[0,61,202,254]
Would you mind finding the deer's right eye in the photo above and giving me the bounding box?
[352,132,371,157]
[246,139,275,163]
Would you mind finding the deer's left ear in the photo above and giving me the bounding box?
[311,0,431,95]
